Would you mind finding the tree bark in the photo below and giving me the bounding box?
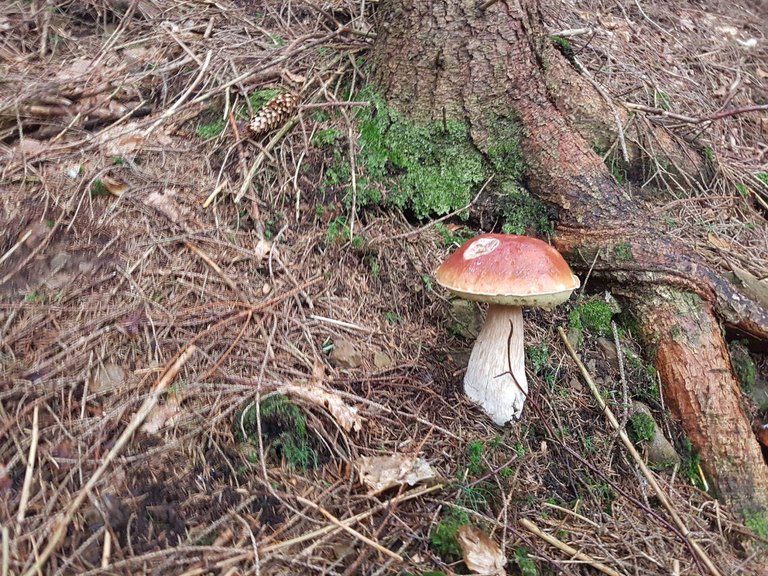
[371,0,768,516]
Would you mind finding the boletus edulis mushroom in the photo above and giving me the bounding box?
[436,234,580,425]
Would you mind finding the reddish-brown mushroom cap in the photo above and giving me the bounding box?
[435,234,580,307]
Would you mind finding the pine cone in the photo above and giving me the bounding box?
[248,92,300,135]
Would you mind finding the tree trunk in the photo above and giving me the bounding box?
[371,0,768,516]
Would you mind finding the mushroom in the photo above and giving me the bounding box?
[435,234,580,425]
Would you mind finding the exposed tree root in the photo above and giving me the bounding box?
[372,0,768,517]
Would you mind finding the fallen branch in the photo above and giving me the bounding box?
[623,102,768,124]
[24,345,199,576]
[520,518,623,576]
[558,327,722,576]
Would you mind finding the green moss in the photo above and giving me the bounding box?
[325,216,351,245]
[729,340,757,392]
[654,90,672,111]
[514,546,539,576]
[608,157,628,184]
[550,35,575,66]
[681,439,706,491]
[312,127,342,147]
[744,509,768,539]
[247,89,281,114]
[569,298,614,338]
[526,343,550,375]
[628,413,656,445]
[756,172,768,187]
[357,88,486,219]
[499,184,554,236]
[434,223,474,248]
[430,508,470,560]
[466,440,486,476]
[195,118,226,140]
[235,395,318,471]
[614,242,633,262]
[89,179,109,197]
[486,115,525,179]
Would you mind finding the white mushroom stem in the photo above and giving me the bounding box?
[464,304,527,426]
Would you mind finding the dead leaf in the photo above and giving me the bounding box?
[730,264,768,309]
[141,397,182,434]
[102,175,129,196]
[144,190,182,223]
[90,363,128,393]
[282,69,306,85]
[97,122,147,155]
[254,237,272,261]
[355,454,438,492]
[706,233,731,251]
[16,138,46,157]
[456,525,506,575]
[281,382,363,432]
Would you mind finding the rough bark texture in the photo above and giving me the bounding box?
[371,0,768,515]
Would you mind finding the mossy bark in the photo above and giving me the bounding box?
[371,0,768,515]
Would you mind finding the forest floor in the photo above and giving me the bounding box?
[1,0,767,574]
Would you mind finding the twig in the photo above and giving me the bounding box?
[261,485,442,554]
[347,123,358,237]
[542,502,601,529]
[558,327,723,576]
[23,346,198,576]
[611,319,628,428]
[2,525,8,576]
[234,116,300,203]
[293,496,402,561]
[623,102,768,124]
[184,240,248,302]
[143,50,212,138]
[477,0,502,10]
[309,315,374,333]
[549,27,594,37]
[521,518,623,576]
[0,229,31,268]
[15,405,39,531]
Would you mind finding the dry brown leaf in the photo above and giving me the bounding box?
[141,397,181,434]
[281,382,363,432]
[730,264,768,309]
[254,237,272,261]
[97,122,153,155]
[456,525,506,575]
[144,190,182,223]
[706,233,731,251]
[102,175,129,196]
[0,463,12,494]
[90,363,128,393]
[16,138,46,156]
[282,69,306,84]
[355,454,438,493]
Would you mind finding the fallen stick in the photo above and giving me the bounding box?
[558,327,722,576]
[23,346,198,576]
[520,518,622,576]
